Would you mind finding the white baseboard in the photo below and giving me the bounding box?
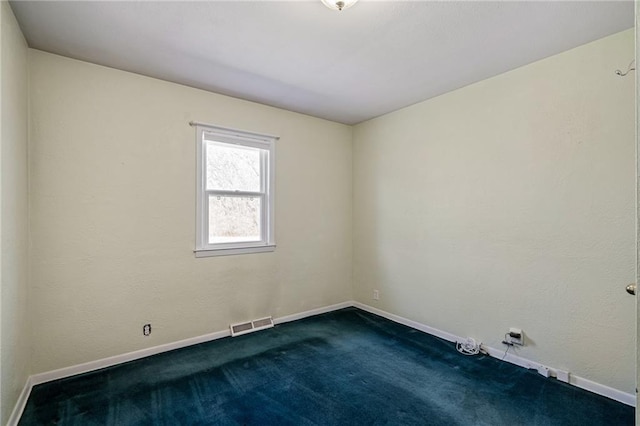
[30,328,232,386]
[354,301,636,407]
[9,300,635,424]
[570,375,636,407]
[352,301,460,343]
[29,301,350,387]
[7,376,33,426]
[273,301,353,325]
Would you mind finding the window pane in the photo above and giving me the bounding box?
[206,141,261,192]
[208,195,261,244]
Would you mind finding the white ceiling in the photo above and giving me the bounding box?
[10,1,634,125]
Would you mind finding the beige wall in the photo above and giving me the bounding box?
[1,1,29,423]
[636,2,639,423]
[353,29,636,393]
[28,51,353,373]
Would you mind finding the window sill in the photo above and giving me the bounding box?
[194,245,276,258]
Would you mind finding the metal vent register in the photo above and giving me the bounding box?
[230,316,274,337]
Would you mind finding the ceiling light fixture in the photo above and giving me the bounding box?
[321,0,358,11]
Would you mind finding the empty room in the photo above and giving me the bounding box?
[1,0,638,424]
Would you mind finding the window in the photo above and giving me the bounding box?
[194,124,276,257]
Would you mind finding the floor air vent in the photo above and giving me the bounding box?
[230,316,274,337]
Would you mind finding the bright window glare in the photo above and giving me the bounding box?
[208,195,261,244]
[206,142,261,192]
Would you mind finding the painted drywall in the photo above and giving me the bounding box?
[353,29,635,393]
[1,1,29,423]
[28,50,353,373]
[635,3,639,423]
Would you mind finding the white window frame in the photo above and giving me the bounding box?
[194,123,276,257]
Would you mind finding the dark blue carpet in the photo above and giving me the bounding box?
[19,308,633,425]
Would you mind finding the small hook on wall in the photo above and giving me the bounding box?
[615,60,635,77]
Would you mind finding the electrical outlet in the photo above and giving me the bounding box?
[373,289,379,300]
[506,327,524,346]
[143,324,152,336]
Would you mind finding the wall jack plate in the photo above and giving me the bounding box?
[506,327,524,346]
